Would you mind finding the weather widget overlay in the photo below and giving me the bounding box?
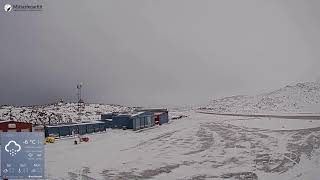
[1,132,45,179]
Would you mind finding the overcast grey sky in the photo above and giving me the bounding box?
[1,0,320,107]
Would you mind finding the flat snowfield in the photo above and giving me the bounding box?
[225,117,320,131]
[46,111,320,180]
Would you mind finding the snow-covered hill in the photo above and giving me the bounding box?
[0,103,134,125]
[201,81,320,113]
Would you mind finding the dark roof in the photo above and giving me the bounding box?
[137,108,168,112]
[0,120,32,124]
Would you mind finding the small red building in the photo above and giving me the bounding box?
[0,120,32,132]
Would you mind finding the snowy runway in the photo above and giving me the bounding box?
[46,111,320,180]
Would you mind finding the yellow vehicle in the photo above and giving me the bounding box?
[45,137,55,143]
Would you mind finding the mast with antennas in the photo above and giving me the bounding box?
[76,82,84,122]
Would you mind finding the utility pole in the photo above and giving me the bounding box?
[76,82,83,122]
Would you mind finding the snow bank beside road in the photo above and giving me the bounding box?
[225,117,320,131]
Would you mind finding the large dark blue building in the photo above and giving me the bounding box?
[110,111,155,130]
[100,109,169,130]
[137,108,169,125]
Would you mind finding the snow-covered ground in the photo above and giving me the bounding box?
[0,103,133,125]
[225,117,320,131]
[201,81,320,114]
[45,111,320,180]
[2,81,320,179]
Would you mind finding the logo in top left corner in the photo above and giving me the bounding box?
[4,4,12,12]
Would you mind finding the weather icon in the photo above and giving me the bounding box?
[5,140,21,157]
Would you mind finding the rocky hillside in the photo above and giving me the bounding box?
[0,103,134,125]
[201,81,320,113]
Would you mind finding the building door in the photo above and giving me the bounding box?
[135,118,140,130]
[7,129,16,132]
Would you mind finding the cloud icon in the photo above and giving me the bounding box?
[5,140,21,157]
